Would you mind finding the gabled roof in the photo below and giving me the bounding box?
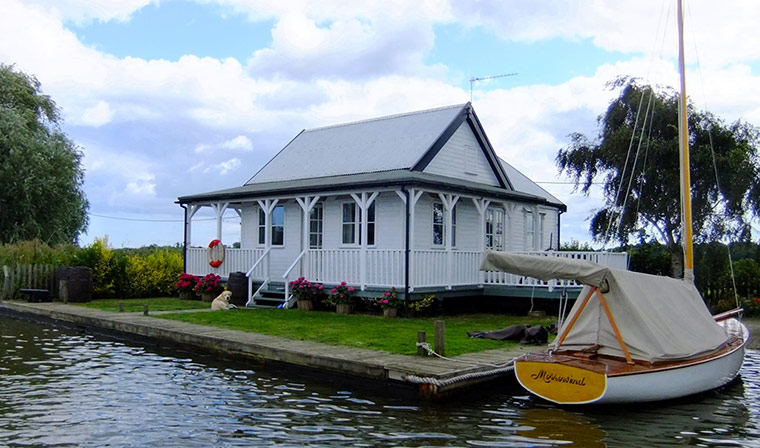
[179,103,565,210]
[247,103,509,188]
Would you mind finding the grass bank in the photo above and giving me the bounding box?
[77,297,209,313]
[76,298,555,356]
[158,307,554,357]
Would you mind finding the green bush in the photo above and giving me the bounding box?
[126,249,183,298]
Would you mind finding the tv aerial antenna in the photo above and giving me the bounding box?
[469,73,517,101]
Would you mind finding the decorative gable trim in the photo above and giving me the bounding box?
[411,103,512,190]
[411,107,467,173]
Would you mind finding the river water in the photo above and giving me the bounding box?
[1,315,758,447]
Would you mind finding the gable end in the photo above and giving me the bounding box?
[412,104,511,190]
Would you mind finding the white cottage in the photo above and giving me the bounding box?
[178,103,627,305]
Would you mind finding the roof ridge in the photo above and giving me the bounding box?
[304,103,468,133]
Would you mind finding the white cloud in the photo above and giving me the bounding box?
[24,0,153,24]
[125,175,157,196]
[194,135,253,153]
[80,100,114,127]
[247,12,437,81]
[205,158,242,175]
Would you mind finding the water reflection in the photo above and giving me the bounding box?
[1,315,758,447]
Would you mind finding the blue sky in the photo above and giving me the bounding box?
[2,0,759,248]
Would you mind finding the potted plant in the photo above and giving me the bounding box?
[327,281,356,314]
[377,287,402,317]
[289,277,324,311]
[175,273,199,300]
[195,273,223,301]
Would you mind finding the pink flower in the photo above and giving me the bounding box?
[341,281,347,286]
[347,286,354,292]
[384,292,391,297]
[319,285,323,290]
[380,299,388,304]
[331,289,337,294]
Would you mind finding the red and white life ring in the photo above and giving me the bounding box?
[208,239,225,268]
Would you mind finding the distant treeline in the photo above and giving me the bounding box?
[562,240,760,315]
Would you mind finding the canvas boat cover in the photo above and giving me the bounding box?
[480,251,729,363]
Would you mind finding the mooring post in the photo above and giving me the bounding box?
[119,303,125,312]
[434,320,445,356]
[143,304,149,316]
[417,331,427,356]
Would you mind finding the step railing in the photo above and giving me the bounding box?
[246,247,271,306]
[282,250,307,308]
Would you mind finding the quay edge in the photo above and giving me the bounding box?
[0,301,536,400]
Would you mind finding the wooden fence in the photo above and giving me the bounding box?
[1,264,59,299]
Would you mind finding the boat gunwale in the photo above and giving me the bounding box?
[520,321,747,378]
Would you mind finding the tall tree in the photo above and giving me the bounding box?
[0,64,89,244]
[557,77,760,277]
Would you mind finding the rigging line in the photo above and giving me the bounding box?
[602,81,648,248]
[707,129,741,308]
[614,88,655,239]
[635,94,657,221]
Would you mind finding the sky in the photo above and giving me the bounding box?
[1,0,759,248]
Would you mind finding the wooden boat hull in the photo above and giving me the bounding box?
[515,318,748,405]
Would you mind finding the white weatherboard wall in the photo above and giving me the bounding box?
[423,123,501,187]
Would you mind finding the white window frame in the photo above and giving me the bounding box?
[524,209,535,250]
[485,207,505,251]
[309,203,323,249]
[432,202,457,248]
[258,205,285,246]
[341,201,375,246]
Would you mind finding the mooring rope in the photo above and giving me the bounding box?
[404,342,517,386]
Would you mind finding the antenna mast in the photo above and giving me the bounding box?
[469,73,517,101]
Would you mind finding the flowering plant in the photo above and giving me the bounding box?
[289,277,324,302]
[326,281,355,305]
[194,273,223,295]
[376,287,402,310]
[175,273,199,293]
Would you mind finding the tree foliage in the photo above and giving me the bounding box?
[557,77,760,275]
[0,64,89,244]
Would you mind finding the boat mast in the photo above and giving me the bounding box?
[677,0,695,283]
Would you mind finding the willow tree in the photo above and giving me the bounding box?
[557,77,760,277]
[0,64,89,244]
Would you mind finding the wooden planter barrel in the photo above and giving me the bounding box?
[227,272,248,307]
[56,267,93,303]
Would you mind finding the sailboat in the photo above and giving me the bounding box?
[481,0,749,405]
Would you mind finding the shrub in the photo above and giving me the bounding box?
[325,281,355,305]
[175,273,199,293]
[195,273,223,296]
[289,277,324,303]
[376,287,402,310]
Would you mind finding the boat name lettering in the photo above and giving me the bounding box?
[530,369,587,386]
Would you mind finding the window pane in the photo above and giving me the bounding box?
[258,227,265,245]
[343,223,355,244]
[367,223,375,245]
[272,205,284,226]
[272,227,284,245]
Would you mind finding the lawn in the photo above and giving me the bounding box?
[157,307,555,357]
[77,297,210,313]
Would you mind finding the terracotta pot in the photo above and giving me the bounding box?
[297,299,314,311]
[336,303,354,315]
[383,308,398,318]
[201,291,216,302]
